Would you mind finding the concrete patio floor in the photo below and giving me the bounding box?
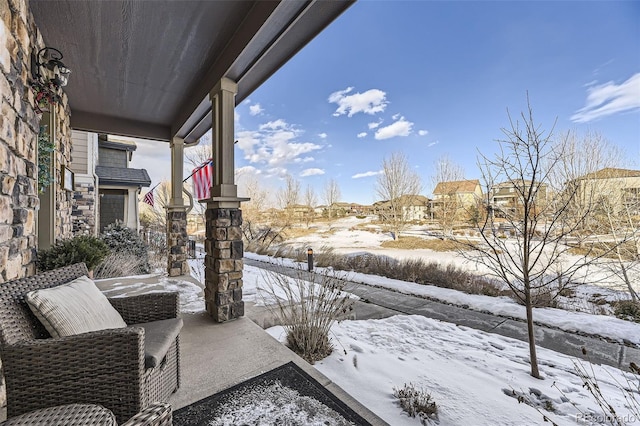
[95,273,387,425]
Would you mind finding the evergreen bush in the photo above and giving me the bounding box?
[100,221,150,274]
[37,235,110,272]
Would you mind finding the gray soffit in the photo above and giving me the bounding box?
[30,1,354,143]
[96,166,151,187]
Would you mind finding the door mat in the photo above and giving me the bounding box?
[173,361,372,425]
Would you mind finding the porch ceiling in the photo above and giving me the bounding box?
[29,0,354,143]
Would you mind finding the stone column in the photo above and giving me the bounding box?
[204,205,244,321]
[203,78,248,322]
[166,137,189,276]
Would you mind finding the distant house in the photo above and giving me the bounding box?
[576,168,640,215]
[374,194,430,222]
[285,204,314,219]
[70,132,151,234]
[490,180,547,217]
[431,179,483,221]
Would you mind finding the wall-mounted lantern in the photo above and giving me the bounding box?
[30,47,71,113]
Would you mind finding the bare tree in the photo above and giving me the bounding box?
[303,184,317,227]
[323,179,341,219]
[460,100,609,379]
[430,155,466,234]
[184,132,212,167]
[277,174,301,224]
[139,180,172,240]
[375,152,422,239]
[236,171,271,241]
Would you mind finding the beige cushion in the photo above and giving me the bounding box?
[25,275,127,338]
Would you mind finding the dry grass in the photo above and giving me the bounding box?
[259,265,355,364]
[381,236,476,252]
[568,241,638,261]
[393,383,438,425]
[94,252,148,279]
[282,227,318,239]
[313,248,506,297]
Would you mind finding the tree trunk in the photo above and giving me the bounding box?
[525,288,541,379]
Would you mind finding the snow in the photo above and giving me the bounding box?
[245,252,640,346]
[106,219,640,425]
[268,316,638,425]
[208,380,357,426]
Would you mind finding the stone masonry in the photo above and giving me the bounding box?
[71,179,97,235]
[0,0,72,283]
[167,208,189,276]
[204,207,244,322]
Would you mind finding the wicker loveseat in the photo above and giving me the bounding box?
[0,263,181,424]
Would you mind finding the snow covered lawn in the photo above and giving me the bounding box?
[269,315,638,425]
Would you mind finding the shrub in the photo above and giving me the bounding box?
[393,383,438,425]
[37,235,110,272]
[100,221,150,274]
[613,300,640,323]
[259,265,355,364]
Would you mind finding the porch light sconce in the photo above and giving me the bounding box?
[30,47,71,89]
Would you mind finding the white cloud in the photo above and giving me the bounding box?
[428,141,440,147]
[235,165,261,177]
[368,120,382,129]
[357,132,367,138]
[318,133,328,139]
[392,113,400,120]
[352,170,383,179]
[300,168,325,177]
[294,156,315,163]
[418,130,429,136]
[329,87,388,117]
[236,119,322,169]
[265,167,288,178]
[249,103,264,116]
[259,119,289,130]
[374,116,414,140]
[571,73,640,123]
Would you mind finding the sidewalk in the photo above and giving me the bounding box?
[244,258,640,371]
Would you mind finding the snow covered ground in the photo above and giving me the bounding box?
[107,218,640,425]
[181,259,640,425]
[268,316,639,425]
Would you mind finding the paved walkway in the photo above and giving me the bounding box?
[245,258,640,371]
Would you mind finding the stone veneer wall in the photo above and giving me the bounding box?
[72,178,97,235]
[167,208,189,276]
[204,207,244,322]
[0,0,73,283]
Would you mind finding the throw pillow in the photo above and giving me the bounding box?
[25,275,127,338]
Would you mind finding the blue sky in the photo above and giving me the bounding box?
[134,1,640,205]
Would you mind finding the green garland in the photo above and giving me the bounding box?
[37,125,55,193]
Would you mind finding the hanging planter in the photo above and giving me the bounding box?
[37,125,55,193]
[29,47,71,114]
[30,80,62,114]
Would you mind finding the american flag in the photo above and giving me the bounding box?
[143,191,154,206]
[192,160,213,200]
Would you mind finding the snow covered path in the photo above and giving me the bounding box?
[245,257,640,371]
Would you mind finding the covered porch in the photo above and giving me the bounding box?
[28,0,354,322]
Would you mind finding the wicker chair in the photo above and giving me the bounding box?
[0,263,181,424]
[1,402,172,426]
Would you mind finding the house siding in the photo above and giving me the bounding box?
[98,147,127,168]
[0,0,73,282]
